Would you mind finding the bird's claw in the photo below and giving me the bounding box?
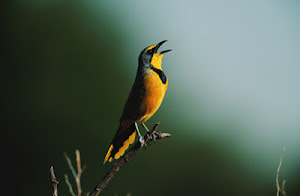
[139,136,146,147]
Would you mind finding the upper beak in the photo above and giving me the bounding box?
[154,40,172,54]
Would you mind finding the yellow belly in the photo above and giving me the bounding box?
[137,70,168,122]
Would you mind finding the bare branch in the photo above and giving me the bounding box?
[64,153,77,179]
[89,122,171,196]
[276,147,286,196]
[76,150,82,174]
[281,180,287,196]
[64,150,85,196]
[49,166,59,196]
[65,174,76,196]
[75,149,83,196]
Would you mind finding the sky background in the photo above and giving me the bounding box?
[92,0,300,170]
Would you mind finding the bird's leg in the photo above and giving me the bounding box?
[141,122,150,132]
[134,122,142,137]
[135,122,145,146]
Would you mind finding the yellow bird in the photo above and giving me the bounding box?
[104,40,171,163]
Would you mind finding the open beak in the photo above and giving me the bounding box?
[153,40,172,54]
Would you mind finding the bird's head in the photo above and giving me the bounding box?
[138,40,171,71]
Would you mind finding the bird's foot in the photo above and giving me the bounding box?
[139,136,146,147]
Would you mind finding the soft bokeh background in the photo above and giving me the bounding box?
[3,1,300,195]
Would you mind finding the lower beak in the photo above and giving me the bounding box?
[160,49,172,54]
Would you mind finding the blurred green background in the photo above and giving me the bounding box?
[3,1,300,195]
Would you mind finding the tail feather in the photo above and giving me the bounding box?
[104,120,136,163]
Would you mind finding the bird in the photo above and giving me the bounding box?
[104,40,171,163]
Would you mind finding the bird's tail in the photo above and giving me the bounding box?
[104,120,136,163]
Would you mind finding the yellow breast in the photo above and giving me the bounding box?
[137,70,168,122]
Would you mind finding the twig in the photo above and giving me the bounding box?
[276,147,286,196]
[75,150,83,196]
[64,150,85,196]
[64,153,77,179]
[281,180,287,196]
[89,122,171,196]
[65,174,76,196]
[49,166,59,196]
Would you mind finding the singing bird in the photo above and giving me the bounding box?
[104,40,171,163]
